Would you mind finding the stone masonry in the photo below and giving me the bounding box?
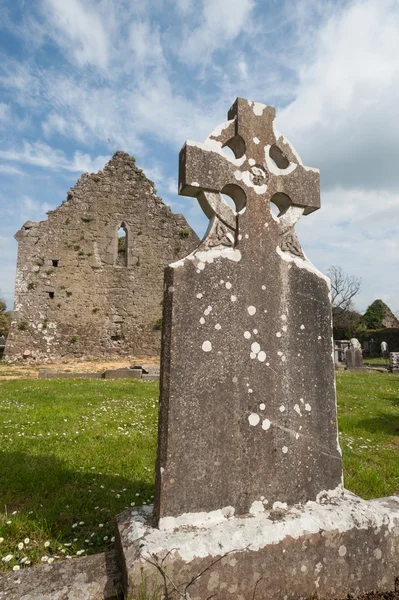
[5,152,198,361]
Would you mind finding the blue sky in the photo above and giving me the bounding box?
[0,0,398,315]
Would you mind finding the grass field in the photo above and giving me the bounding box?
[0,371,398,573]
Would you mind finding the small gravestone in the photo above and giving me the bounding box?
[389,352,399,373]
[117,98,399,600]
[346,337,367,371]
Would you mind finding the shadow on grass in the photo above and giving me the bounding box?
[356,412,399,437]
[0,450,154,540]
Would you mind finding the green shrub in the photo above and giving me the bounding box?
[18,321,27,331]
[155,318,162,331]
[179,228,191,239]
[70,335,78,343]
[118,237,126,254]
[362,300,387,329]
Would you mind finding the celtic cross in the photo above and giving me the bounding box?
[179,97,320,257]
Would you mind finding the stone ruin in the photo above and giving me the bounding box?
[1,99,399,600]
[117,99,399,599]
[4,152,198,362]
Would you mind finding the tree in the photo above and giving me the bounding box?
[0,298,9,338]
[327,266,361,334]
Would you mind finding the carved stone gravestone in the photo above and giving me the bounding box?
[154,97,342,520]
[346,337,367,371]
[117,99,399,600]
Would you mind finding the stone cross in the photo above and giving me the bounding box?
[154,98,343,524]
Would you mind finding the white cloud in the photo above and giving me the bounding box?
[297,186,399,313]
[0,164,24,176]
[41,0,111,69]
[129,21,165,69]
[278,0,399,191]
[0,141,110,173]
[178,0,255,65]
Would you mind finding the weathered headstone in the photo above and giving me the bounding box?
[154,97,342,520]
[117,99,399,600]
[381,340,389,357]
[346,337,367,371]
[389,351,399,373]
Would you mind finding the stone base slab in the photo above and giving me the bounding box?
[116,492,399,600]
[0,550,122,600]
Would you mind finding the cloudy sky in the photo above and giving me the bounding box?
[0,0,398,314]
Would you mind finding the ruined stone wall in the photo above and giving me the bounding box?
[5,152,199,361]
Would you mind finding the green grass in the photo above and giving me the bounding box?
[336,371,399,498]
[0,372,398,574]
[0,379,158,572]
[363,357,390,366]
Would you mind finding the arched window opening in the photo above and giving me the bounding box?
[116,224,128,266]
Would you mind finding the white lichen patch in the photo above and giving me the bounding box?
[282,446,288,454]
[215,324,221,330]
[294,404,302,416]
[253,329,258,334]
[200,317,205,325]
[279,406,285,413]
[225,281,232,290]
[258,351,266,362]
[259,403,265,410]
[231,295,237,302]
[244,331,251,339]
[300,324,305,330]
[305,404,312,412]
[276,332,282,337]
[252,102,266,116]
[196,293,203,299]
[272,501,288,511]
[251,342,261,354]
[253,137,260,144]
[281,315,287,321]
[248,413,260,427]
[171,247,242,270]
[140,491,399,563]
[202,341,212,352]
[275,246,331,291]
[262,418,271,431]
[247,306,256,316]
[249,501,265,515]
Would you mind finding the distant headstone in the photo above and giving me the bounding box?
[389,352,399,373]
[346,338,367,371]
[381,341,389,357]
[154,97,342,520]
[0,336,5,347]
